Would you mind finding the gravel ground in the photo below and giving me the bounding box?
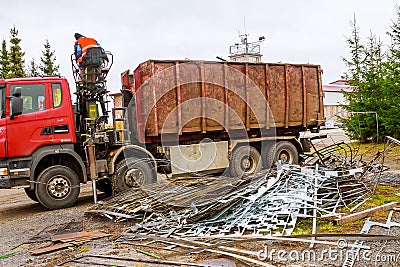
[0,209,234,267]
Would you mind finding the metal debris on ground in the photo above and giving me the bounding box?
[74,138,400,267]
[88,139,385,238]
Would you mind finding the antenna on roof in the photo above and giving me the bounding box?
[244,16,247,36]
[229,26,265,63]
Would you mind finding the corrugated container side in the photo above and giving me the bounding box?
[130,60,323,143]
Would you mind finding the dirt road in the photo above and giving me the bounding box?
[0,183,113,267]
[0,184,96,224]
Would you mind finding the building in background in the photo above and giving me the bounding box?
[109,91,123,110]
[322,80,353,128]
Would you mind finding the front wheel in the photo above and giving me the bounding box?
[113,158,156,194]
[35,166,80,210]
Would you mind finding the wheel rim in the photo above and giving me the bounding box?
[124,168,145,187]
[278,151,291,163]
[47,176,71,199]
[241,155,257,174]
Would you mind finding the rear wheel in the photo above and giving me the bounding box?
[229,146,262,177]
[35,166,80,210]
[266,141,299,167]
[24,188,38,202]
[114,158,156,194]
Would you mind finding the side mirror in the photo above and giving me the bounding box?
[10,96,23,119]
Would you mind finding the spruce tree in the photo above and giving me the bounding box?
[28,57,40,77]
[341,8,400,141]
[0,39,10,78]
[39,39,59,76]
[341,17,386,142]
[383,4,400,139]
[388,5,400,55]
[342,14,365,84]
[8,26,26,78]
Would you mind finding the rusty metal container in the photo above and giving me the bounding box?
[122,60,324,143]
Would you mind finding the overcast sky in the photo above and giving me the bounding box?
[1,0,399,93]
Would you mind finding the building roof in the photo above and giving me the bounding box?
[329,79,348,85]
[323,79,354,93]
[323,84,353,93]
[109,92,122,97]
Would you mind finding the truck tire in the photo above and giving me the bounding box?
[229,146,262,177]
[24,188,38,202]
[261,141,274,168]
[266,141,299,167]
[35,165,80,210]
[114,157,156,194]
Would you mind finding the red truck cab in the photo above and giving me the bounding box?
[0,77,87,209]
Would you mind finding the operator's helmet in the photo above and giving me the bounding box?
[74,33,83,40]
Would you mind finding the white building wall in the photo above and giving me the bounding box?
[324,91,347,106]
[323,91,349,128]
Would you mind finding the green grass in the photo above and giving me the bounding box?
[345,141,400,162]
[364,186,399,207]
[318,221,342,232]
[293,219,344,235]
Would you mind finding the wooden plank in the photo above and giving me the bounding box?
[30,243,72,255]
[335,202,398,225]
[51,231,110,242]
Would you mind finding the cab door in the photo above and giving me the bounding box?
[6,81,53,158]
[0,84,7,158]
[49,82,75,144]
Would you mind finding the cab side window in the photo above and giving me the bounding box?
[52,83,62,108]
[10,84,46,114]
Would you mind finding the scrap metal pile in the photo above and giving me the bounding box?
[88,141,385,237]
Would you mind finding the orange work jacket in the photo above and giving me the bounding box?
[75,37,98,63]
